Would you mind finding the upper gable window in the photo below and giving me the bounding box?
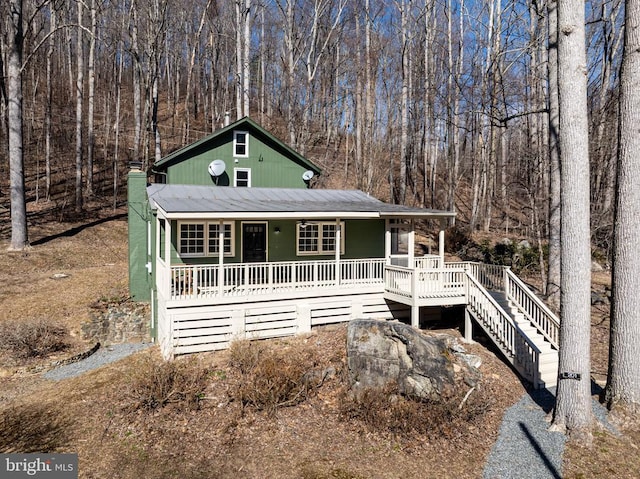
[234,168,251,187]
[233,130,249,157]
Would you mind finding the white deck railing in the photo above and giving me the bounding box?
[383,264,466,299]
[466,273,541,386]
[505,269,560,348]
[389,254,442,268]
[169,258,386,300]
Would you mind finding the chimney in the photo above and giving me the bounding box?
[224,111,230,127]
[127,165,150,301]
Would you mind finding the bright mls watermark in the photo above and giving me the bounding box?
[1,454,78,478]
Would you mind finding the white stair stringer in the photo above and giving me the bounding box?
[466,282,559,389]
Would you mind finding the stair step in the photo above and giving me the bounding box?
[539,354,558,365]
[472,280,560,390]
[540,365,558,374]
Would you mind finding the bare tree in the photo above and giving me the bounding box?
[547,0,561,311]
[130,0,142,163]
[44,2,55,202]
[86,0,97,196]
[605,0,640,412]
[551,0,593,439]
[7,0,28,250]
[74,0,84,211]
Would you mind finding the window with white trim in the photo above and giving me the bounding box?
[179,221,235,257]
[234,168,251,187]
[208,223,233,255]
[296,221,345,255]
[233,130,249,157]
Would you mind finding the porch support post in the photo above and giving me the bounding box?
[408,219,415,268]
[464,308,474,343]
[218,219,224,296]
[155,213,162,297]
[164,216,172,299]
[438,218,446,264]
[335,218,341,285]
[384,219,391,265]
[411,304,420,329]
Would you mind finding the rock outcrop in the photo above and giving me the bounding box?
[347,319,481,401]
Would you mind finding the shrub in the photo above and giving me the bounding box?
[127,357,209,411]
[339,383,492,440]
[0,318,69,361]
[227,339,326,413]
[479,239,541,274]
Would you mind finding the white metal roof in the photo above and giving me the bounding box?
[147,184,456,220]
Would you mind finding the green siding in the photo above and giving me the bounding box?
[128,170,151,301]
[344,220,386,258]
[166,127,313,188]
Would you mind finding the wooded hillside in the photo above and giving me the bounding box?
[0,0,623,250]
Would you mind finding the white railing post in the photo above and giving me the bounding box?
[192,265,198,298]
[335,219,341,286]
[503,267,509,298]
[438,218,446,263]
[411,268,417,300]
[218,220,224,296]
[217,265,224,297]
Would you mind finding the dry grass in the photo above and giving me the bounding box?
[1,214,639,478]
[339,382,492,442]
[125,356,210,412]
[0,318,69,364]
[227,339,330,413]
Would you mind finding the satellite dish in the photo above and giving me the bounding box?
[302,170,314,181]
[208,159,226,176]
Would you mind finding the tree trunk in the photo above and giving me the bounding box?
[131,0,142,163]
[605,0,640,411]
[8,0,28,250]
[398,0,409,204]
[114,36,124,211]
[75,0,84,211]
[45,4,55,202]
[547,0,561,311]
[86,0,96,197]
[243,0,251,117]
[552,0,593,439]
[235,0,243,119]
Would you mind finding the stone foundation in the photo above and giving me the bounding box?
[82,301,151,344]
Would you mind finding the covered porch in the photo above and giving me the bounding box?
[148,185,462,354]
[153,207,461,327]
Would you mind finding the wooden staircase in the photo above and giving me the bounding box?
[463,265,560,389]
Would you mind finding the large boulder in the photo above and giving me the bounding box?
[346,319,481,401]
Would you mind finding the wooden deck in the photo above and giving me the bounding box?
[154,257,560,389]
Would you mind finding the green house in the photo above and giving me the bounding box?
[127,116,560,390]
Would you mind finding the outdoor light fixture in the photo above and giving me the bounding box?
[274,226,281,234]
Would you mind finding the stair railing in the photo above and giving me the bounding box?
[466,272,541,385]
[504,269,560,348]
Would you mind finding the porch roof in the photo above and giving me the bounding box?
[147,184,456,220]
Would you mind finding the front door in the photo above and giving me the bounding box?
[242,223,267,263]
